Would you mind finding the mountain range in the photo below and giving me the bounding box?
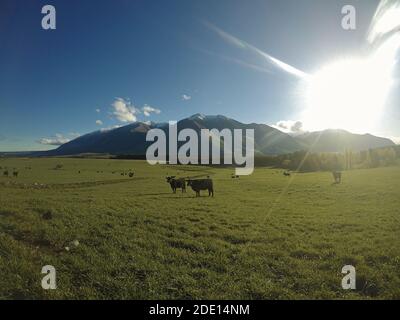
[39,114,395,157]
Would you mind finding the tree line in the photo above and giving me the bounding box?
[254,145,400,172]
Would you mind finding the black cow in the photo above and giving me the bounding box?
[166,176,186,193]
[187,179,214,197]
[283,171,291,177]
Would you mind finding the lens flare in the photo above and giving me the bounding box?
[207,0,400,134]
[368,0,400,44]
[303,0,400,133]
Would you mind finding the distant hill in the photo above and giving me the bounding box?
[295,129,395,152]
[37,114,394,157]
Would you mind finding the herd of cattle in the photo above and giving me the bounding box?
[111,170,135,178]
[166,170,342,197]
[166,176,214,197]
[282,170,342,184]
[1,167,19,177]
[1,163,342,197]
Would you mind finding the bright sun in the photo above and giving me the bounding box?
[304,60,387,133]
[303,34,399,134]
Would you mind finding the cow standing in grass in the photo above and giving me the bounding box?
[332,171,342,184]
[13,171,18,178]
[187,179,214,197]
[166,176,186,193]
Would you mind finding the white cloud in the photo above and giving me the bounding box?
[38,133,81,146]
[96,108,101,113]
[100,125,122,132]
[96,120,103,126]
[108,97,161,123]
[111,98,139,123]
[69,132,81,138]
[142,104,161,117]
[272,120,305,135]
[182,94,192,101]
[38,134,71,146]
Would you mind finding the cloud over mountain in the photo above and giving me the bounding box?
[142,105,161,117]
[38,134,71,146]
[111,98,139,123]
[273,120,305,135]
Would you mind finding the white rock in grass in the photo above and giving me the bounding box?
[72,240,80,247]
[65,246,70,251]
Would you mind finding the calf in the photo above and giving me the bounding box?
[166,176,186,193]
[13,171,18,178]
[187,179,214,197]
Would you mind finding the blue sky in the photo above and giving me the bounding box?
[0,0,399,151]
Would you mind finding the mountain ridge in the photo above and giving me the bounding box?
[38,114,395,156]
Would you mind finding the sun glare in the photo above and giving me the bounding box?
[304,59,389,133]
[302,1,400,134]
[303,36,398,134]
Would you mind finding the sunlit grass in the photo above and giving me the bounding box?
[0,158,399,299]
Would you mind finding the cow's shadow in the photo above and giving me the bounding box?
[137,192,214,198]
[137,192,172,196]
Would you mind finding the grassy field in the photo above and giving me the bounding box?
[0,157,399,299]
